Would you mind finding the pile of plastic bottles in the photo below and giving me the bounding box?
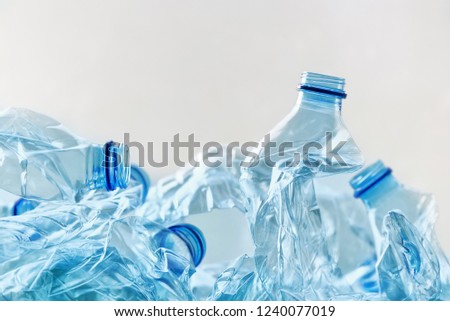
[0,72,448,300]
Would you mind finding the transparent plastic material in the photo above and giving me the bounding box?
[0,108,130,201]
[0,204,206,300]
[12,198,40,215]
[4,163,150,218]
[209,255,269,301]
[314,174,376,293]
[351,161,436,253]
[191,261,231,300]
[130,164,151,203]
[0,183,143,262]
[1,75,448,302]
[241,72,363,220]
[377,211,440,300]
[0,220,204,300]
[0,190,19,217]
[139,150,250,298]
[244,73,364,300]
[139,150,247,223]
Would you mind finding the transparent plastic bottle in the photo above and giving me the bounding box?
[244,72,364,300]
[350,160,450,297]
[0,108,130,201]
[350,161,439,258]
[0,218,206,300]
[241,73,363,220]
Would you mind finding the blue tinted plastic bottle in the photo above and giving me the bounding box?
[241,72,364,226]
[0,108,130,201]
[350,160,449,298]
[350,161,436,256]
[244,72,364,299]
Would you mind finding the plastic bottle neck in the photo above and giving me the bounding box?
[103,141,130,191]
[297,90,343,110]
[86,142,130,194]
[359,174,400,208]
[155,224,206,277]
[351,160,400,208]
[296,72,346,110]
[169,224,206,267]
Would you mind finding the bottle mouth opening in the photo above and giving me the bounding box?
[104,141,130,191]
[13,198,40,215]
[169,224,206,267]
[350,160,392,198]
[297,72,347,98]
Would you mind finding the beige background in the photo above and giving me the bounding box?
[0,1,449,260]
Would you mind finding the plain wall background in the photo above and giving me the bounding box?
[0,0,449,259]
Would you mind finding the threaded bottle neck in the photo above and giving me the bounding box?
[297,72,347,109]
[350,160,394,199]
[169,224,206,267]
[103,141,130,191]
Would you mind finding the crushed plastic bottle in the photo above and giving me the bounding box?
[0,219,205,300]
[241,73,363,222]
[0,108,130,201]
[244,72,364,300]
[350,160,450,293]
[350,161,435,253]
[377,211,440,300]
